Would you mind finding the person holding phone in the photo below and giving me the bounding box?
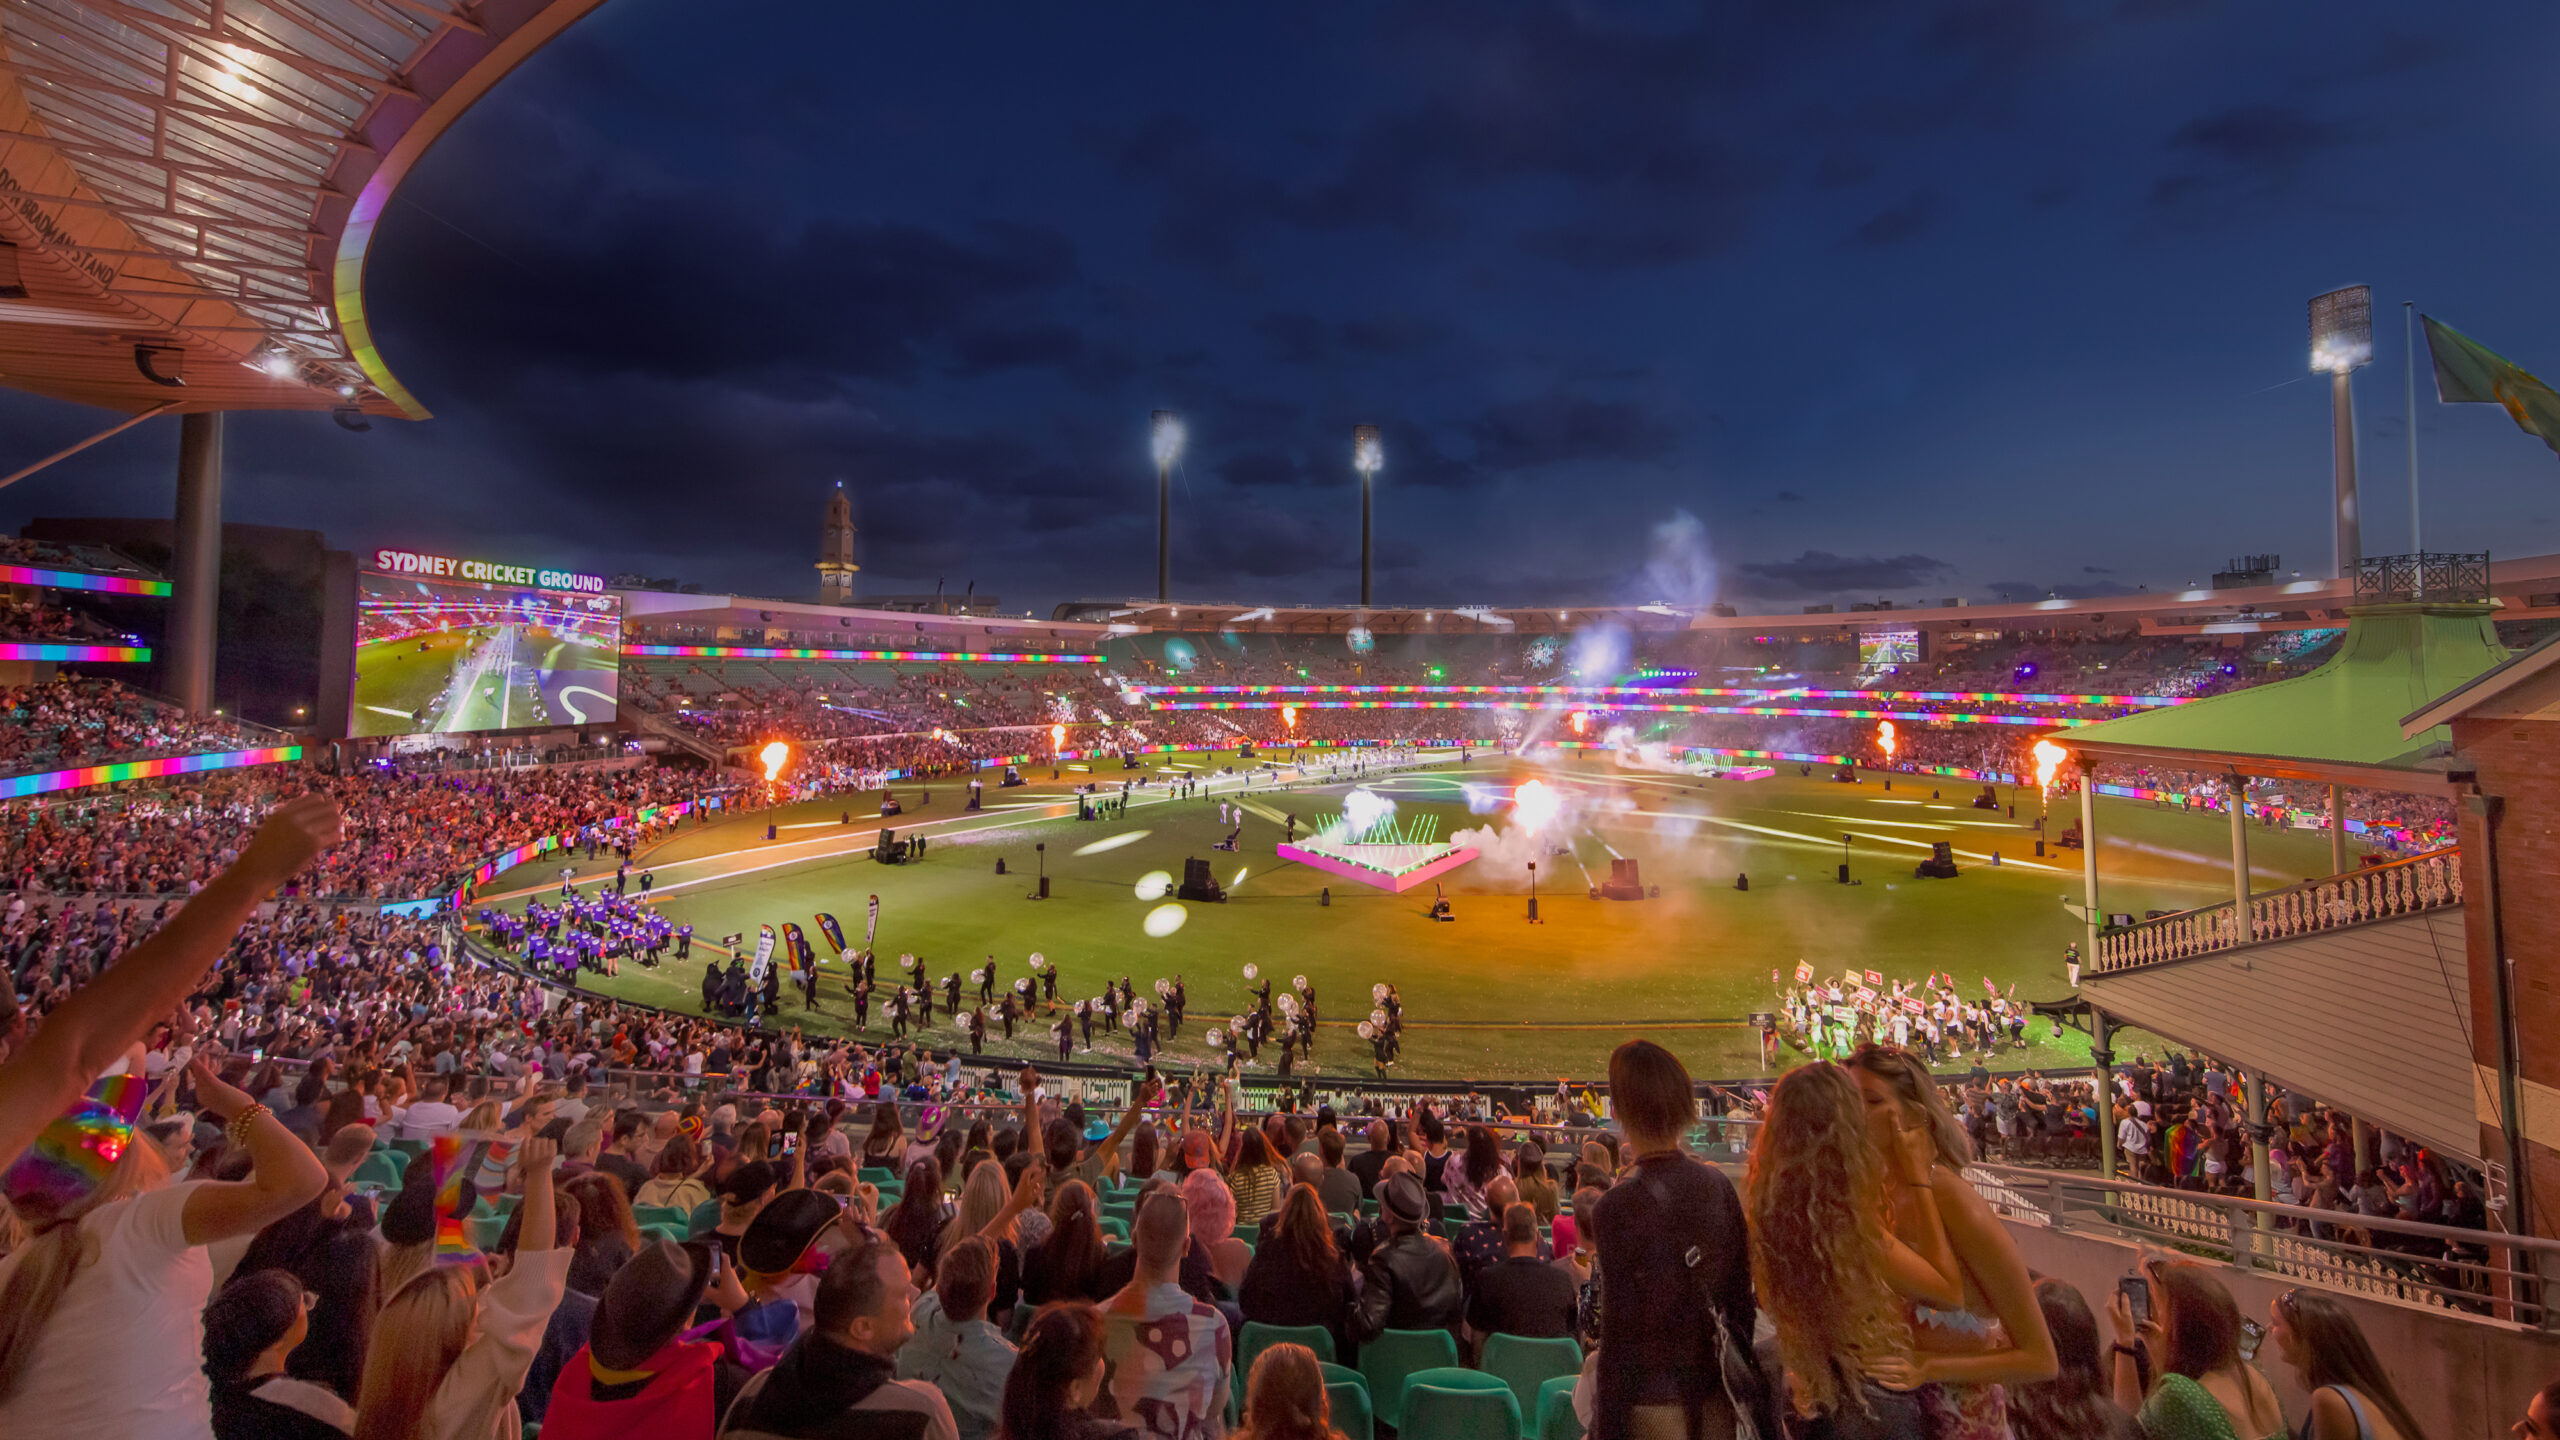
[2108,1259,2285,1440]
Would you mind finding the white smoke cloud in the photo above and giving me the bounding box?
[1642,509,1719,609]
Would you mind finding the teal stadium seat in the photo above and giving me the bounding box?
[1479,1334,1582,1438]
[1401,1377,1521,1440]
[1233,1323,1335,1416]
[1355,1329,1459,1429]
[1536,1374,1585,1440]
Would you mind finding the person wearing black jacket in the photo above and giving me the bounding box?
[1586,1040,1764,1440]
[1348,1174,1463,1344]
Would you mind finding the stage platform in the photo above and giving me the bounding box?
[1276,838,1480,893]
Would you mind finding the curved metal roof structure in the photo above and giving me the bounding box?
[0,0,605,420]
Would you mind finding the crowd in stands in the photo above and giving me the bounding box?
[0,675,268,779]
[0,797,2526,1440]
[0,759,712,899]
[0,594,133,646]
[0,534,162,578]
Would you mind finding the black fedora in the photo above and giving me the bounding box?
[740,1188,841,1277]
[591,1239,714,1370]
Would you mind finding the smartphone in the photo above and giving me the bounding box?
[782,1134,798,1156]
[2237,1318,2264,1363]
[2117,1273,2150,1326]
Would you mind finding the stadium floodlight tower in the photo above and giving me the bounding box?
[1153,410,1184,603]
[1353,424,1384,607]
[2309,285,2373,578]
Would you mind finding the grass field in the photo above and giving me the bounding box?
[481,750,2363,1083]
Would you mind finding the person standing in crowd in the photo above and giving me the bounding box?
[2005,1279,2138,1440]
[1847,1045,2058,1430]
[0,1058,330,1440]
[541,1239,748,1440]
[2266,1289,2426,1440]
[719,1233,959,1440]
[204,1269,354,1440]
[994,1303,1133,1440]
[2108,1260,2285,1440]
[1097,1194,1231,1439]
[1745,1062,1964,1439]
[1583,1038,1765,1440]
[352,1135,568,1440]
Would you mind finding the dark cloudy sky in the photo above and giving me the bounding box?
[7,0,2560,612]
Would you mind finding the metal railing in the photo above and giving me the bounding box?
[2354,551,2490,605]
[2093,847,2462,973]
[1968,1162,2556,1324]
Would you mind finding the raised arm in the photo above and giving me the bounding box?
[0,796,340,1170]
[1913,1168,2059,1387]
[182,1057,330,1246]
[1087,1078,1160,1173]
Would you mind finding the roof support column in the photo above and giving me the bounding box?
[2329,783,2350,876]
[2092,1008,2117,1180]
[2079,771,2100,964]
[167,411,224,715]
[2228,771,2254,945]
[2247,1072,2272,1248]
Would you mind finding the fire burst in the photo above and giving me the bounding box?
[2031,738,2067,793]
[759,741,790,782]
[1282,705,1298,730]
[1876,719,1896,761]
[1051,723,1067,751]
[1513,779,1561,831]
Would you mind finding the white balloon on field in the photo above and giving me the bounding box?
[1358,1021,1376,1040]
[1243,963,1259,980]
[1205,1027,1226,1047]
[1372,983,1389,1002]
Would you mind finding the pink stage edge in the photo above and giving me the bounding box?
[1275,842,1480,894]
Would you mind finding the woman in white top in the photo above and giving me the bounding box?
[0,1058,330,1440]
[352,1136,568,1440]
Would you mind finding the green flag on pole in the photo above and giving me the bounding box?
[2422,315,2560,461]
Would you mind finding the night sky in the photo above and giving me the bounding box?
[6,0,2560,613]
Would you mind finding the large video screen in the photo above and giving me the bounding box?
[1858,628,1921,672]
[351,573,621,737]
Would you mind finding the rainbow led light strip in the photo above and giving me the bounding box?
[0,643,149,662]
[0,563,171,596]
[0,744,301,801]
[1139,682,2181,707]
[626,645,1102,663]
[1550,739,1853,765]
[1148,698,2087,727]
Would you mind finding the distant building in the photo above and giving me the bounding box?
[817,482,859,602]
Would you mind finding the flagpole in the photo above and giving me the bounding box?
[2405,301,2421,561]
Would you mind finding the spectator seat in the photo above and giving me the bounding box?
[1357,1331,1459,1428]
[1480,1334,1582,1438]
[1402,1376,1520,1440]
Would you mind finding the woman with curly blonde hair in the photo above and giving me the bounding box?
[1745,1062,1964,1438]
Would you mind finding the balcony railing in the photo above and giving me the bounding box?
[2092,847,2462,974]
[1969,1163,2554,1325]
[2354,551,2490,605]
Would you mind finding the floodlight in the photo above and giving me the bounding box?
[2309,285,2372,374]
[1152,410,1185,468]
[1353,424,1383,474]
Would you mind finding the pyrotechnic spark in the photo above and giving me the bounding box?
[2031,739,2068,793]
[1513,779,1560,832]
[1876,720,1896,761]
[1282,705,1298,729]
[1051,723,1067,750]
[759,741,790,782]
[1570,711,1588,736]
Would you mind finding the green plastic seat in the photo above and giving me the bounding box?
[1097,1216,1129,1242]
[1401,1377,1520,1440]
[1358,1196,1379,1216]
[1437,1216,1469,1241]
[687,1199,723,1238]
[1355,1329,1458,1429]
[389,1138,429,1159]
[634,1204,690,1231]
[1233,1322,1335,1417]
[351,1152,407,1189]
[1325,1376,1375,1440]
[465,1213,509,1251]
[1318,1362,1365,1392]
[640,1221,688,1244]
[1536,1374,1584,1440]
[1480,1334,1582,1438]
[858,1166,898,1185]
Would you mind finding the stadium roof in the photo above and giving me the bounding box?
[2068,603,2509,791]
[0,0,606,421]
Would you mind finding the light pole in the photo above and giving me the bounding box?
[1152,411,1183,603]
[1353,424,1382,608]
[1526,860,1539,922]
[2310,286,2373,579]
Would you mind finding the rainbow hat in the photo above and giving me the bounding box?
[2,1073,152,1213]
